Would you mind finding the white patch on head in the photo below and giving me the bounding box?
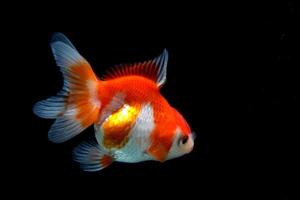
[166,127,182,160]
[112,103,155,163]
[166,127,194,160]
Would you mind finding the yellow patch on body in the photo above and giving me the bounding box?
[102,104,140,149]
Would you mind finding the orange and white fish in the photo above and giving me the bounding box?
[33,33,194,171]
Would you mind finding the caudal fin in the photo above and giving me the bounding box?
[33,33,101,143]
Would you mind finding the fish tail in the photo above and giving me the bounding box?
[33,33,101,143]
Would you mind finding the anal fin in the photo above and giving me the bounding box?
[73,139,113,172]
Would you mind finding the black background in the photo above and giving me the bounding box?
[5,1,298,199]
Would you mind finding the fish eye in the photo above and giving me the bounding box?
[179,135,189,145]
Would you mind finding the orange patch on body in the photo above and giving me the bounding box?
[148,105,177,162]
[147,141,169,162]
[102,104,141,149]
[172,108,191,135]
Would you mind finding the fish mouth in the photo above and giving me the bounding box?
[184,132,195,154]
[191,132,196,141]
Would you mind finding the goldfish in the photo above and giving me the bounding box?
[33,33,194,171]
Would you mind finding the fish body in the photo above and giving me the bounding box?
[33,33,194,171]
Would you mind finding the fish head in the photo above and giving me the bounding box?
[165,108,195,160]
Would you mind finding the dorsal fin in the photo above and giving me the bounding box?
[104,49,168,87]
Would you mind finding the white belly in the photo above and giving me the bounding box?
[94,103,155,163]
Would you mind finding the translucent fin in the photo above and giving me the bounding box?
[51,32,77,50]
[73,139,113,172]
[33,91,66,119]
[33,33,101,143]
[104,49,168,87]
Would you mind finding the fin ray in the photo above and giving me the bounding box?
[33,94,66,119]
[104,49,168,87]
[33,33,101,143]
[73,139,113,172]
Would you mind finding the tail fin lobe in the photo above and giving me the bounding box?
[33,33,101,143]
